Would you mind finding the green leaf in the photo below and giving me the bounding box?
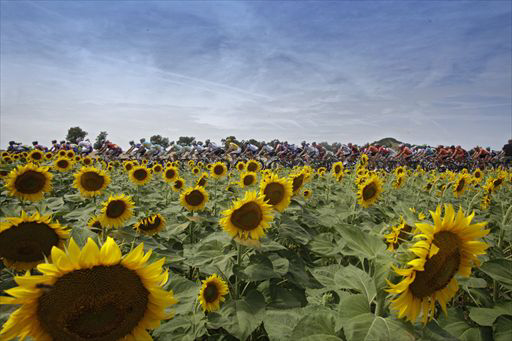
[279,215,313,245]
[469,302,512,326]
[339,294,370,325]
[343,313,415,341]
[334,265,376,305]
[309,233,343,257]
[494,316,512,341]
[291,309,341,340]
[337,224,386,259]
[263,308,304,341]
[234,254,280,281]
[70,227,98,246]
[438,308,484,341]
[480,259,512,289]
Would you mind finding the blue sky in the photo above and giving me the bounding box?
[1,0,511,149]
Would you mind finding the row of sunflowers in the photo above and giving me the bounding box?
[0,150,511,340]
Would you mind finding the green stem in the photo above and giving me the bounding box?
[235,243,244,299]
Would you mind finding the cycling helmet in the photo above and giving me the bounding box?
[32,141,38,145]
[9,141,15,145]
[140,138,146,143]
[52,140,57,144]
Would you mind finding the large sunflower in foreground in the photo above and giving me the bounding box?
[73,166,111,197]
[134,214,166,236]
[0,237,177,341]
[198,274,229,312]
[220,191,274,240]
[5,163,53,201]
[99,194,135,228]
[129,165,152,186]
[357,175,383,208]
[387,205,489,324]
[162,166,179,183]
[210,161,228,179]
[180,186,209,211]
[54,157,74,172]
[259,173,293,212]
[0,211,69,270]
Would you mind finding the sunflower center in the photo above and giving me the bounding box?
[247,162,258,172]
[243,175,254,186]
[214,165,224,175]
[154,165,162,172]
[264,182,285,205]
[292,174,304,192]
[0,170,9,176]
[165,169,175,179]
[0,222,60,262]
[133,169,147,181]
[185,190,205,206]
[125,164,133,171]
[57,160,69,169]
[14,170,46,194]
[32,152,43,160]
[494,179,502,187]
[139,216,161,231]
[80,172,105,191]
[230,202,262,231]
[198,177,207,187]
[456,179,465,192]
[203,283,219,303]
[106,200,127,218]
[334,165,341,173]
[362,183,377,201]
[409,231,461,298]
[174,181,183,189]
[37,264,149,341]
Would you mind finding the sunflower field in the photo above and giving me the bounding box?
[0,152,511,341]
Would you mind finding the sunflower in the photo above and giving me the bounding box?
[162,166,179,183]
[453,174,470,198]
[73,166,111,197]
[290,171,307,195]
[360,153,368,166]
[66,150,75,159]
[481,194,491,210]
[236,161,246,171]
[2,155,12,164]
[99,194,135,228]
[259,173,293,212]
[197,161,204,168]
[240,171,257,187]
[220,191,274,240]
[12,154,20,160]
[473,168,483,182]
[246,160,261,173]
[211,161,228,178]
[0,169,9,180]
[394,166,406,177]
[87,216,103,233]
[336,172,345,183]
[43,152,53,160]
[303,189,312,199]
[5,163,53,201]
[197,173,208,187]
[172,177,185,192]
[332,162,344,176]
[357,174,383,208]
[387,205,489,324]
[152,163,163,173]
[129,165,152,186]
[0,237,177,340]
[384,218,412,252]
[134,214,166,236]
[188,160,196,168]
[192,166,200,175]
[124,161,134,172]
[180,186,209,211]
[28,150,44,163]
[392,174,406,189]
[0,211,69,270]
[57,150,67,157]
[54,157,74,172]
[198,274,229,312]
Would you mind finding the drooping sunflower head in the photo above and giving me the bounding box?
[73,166,111,197]
[240,171,257,188]
[0,211,69,270]
[392,174,406,189]
[54,157,74,172]
[0,237,177,341]
[152,163,163,173]
[134,214,166,236]
[246,160,261,173]
[332,162,344,175]
[198,274,229,312]
[129,165,152,186]
[453,174,470,198]
[384,218,412,252]
[180,186,209,211]
[290,171,306,195]
[236,161,246,171]
[28,150,44,163]
[124,161,134,172]
[303,189,312,199]
[357,175,383,208]
[387,205,489,324]
[360,153,368,165]
[99,194,135,228]
[197,173,208,187]
[162,166,179,183]
[211,162,228,178]
[220,191,274,241]
[87,215,103,233]
[5,163,53,201]
[259,173,293,212]
[172,177,185,192]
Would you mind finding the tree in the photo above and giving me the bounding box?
[94,131,108,150]
[66,127,88,144]
[247,139,261,147]
[177,136,195,146]
[150,135,170,148]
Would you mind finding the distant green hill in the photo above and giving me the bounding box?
[371,137,404,149]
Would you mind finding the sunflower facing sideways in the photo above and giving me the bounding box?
[87,215,103,233]
[134,214,166,236]
[198,274,229,312]
[210,161,228,179]
[453,173,470,198]
[197,173,209,187]
[220,191,274,240]
[162,166,179,183]
[180,186,209,211]
[290,171,307,195]
[0,237,177,341]
[0,211,69,270]
[357,174,383,208]
[5,163,53,201]
[73,166,111,197]
[303,189,312,199]
[387,205,489,324]
[259,173,293,212]
[129,165,152,186]
[99,194,135,228]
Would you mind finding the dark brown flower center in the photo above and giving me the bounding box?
[37,264,149,341]
[247,162,258,172]
[456,179,465,192]
[0,222,60,262]
[230,202,262,231]
[138,216,162,231]
[214,165,224,175]
[409,231,460,298]
[32,152,43,160]
[174,180,183,189]
[334,165,341,174]
[133,169,147,181]
[125,164,133,171]
[243,175,254,186]
[362,182,377,201]
[57,160,69,169]
[185,190,204,206]
[106,200,127,218]
[292,174,304,192]
[263,182,285,205]
[80,172,105,192]
[165,169,175,179]
[203,283,219,303]
[0,170,9,177]
[15,170,46,194]
[197,177,207,187]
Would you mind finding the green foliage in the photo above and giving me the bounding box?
[66,126,88,144]
[150,134,170,148]
[177,136,195,146]
[93,131,108,149]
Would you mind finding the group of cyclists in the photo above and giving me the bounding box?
[5,137,512,171]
